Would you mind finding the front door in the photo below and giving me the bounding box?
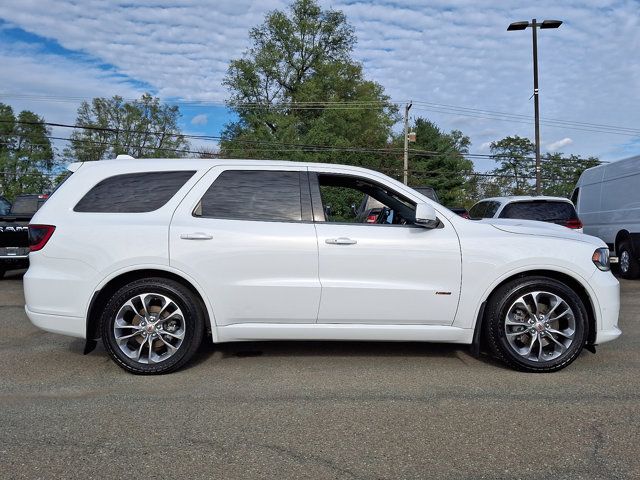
[170,165,321,326]
[310,168,462,325]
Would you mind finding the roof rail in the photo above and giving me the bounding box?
[115,154,136,160]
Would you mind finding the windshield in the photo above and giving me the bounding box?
[9,195,47,216]
[499,201,578,222]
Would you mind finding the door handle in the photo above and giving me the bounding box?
[180,232,213,240]
[325,237,357,245]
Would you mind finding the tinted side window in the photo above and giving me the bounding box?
[484,201,501,218]
[196,170,302,222]
[74,171,195,213]
[499,201,578,221]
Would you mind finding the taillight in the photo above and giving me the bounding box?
[28,225,55,252]
[461,212,470,219]
[366,215,377,223]
[565,218,583,229]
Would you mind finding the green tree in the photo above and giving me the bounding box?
[220,0,398,167]
[541,152,600,197]
[65,93,189,161]
[393,118,473,206]
[0,103,55,200]
[490,135,536,195]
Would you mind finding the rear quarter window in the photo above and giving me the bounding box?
[74,171,196,213]
[499,201,578,221]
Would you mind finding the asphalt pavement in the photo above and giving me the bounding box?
[1,270,638,479]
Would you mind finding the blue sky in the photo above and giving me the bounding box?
[0,0,639,169]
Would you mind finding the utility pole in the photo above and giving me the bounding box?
[508,18,562,195]
[403,101,412,185]
[532,18,541,195]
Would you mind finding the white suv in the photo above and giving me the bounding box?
[25,159,621,374]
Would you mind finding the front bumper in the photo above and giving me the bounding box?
[589,270,621,345]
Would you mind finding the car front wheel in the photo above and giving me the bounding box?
[485,276,587,372]
[101,278,205,374]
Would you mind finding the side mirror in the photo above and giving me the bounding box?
[414,203,439,228]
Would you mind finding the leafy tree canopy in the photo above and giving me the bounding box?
[490,135,600,198]
[65,93,189,161]
[220,0,398,166]
[0,103,56,200]
[541,152,600,197]
[393,118,473,206]
[490,135,536,195]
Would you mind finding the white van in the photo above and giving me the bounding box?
[573,155,640,278]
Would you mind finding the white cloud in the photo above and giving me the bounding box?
[546,137,574,151]
[0,0,638,163]
[0,40,145,153]
[191,113,208,125]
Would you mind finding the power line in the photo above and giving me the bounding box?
[0,120,605,163]
[411,100,640,134]
[2,92,638,137]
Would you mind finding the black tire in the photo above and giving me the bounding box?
[100,277,205,374]
[0,269,5,280]
[485,276,587,373]
[617,240,640,279]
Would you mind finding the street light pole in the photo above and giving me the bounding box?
[508,18,562,195]
[403,101,412,185]
[531,18,541,194]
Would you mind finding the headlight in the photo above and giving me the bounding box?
[592,248,610,271]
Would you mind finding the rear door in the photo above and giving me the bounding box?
[170,165,321,326]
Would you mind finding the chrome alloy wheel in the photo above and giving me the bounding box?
[620,250,630,274]
[504,291,576,362]
[113,293,186,364]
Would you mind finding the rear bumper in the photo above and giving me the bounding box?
[25,306,85,339]
[0,255,29,269]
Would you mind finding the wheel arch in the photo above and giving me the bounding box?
[614,230,632,254]
[86,267,215,343]
[472,269,597,354]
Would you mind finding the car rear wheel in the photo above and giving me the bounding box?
[617,240,640,279]
[485,276,587,372]
[101,278,205,374]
